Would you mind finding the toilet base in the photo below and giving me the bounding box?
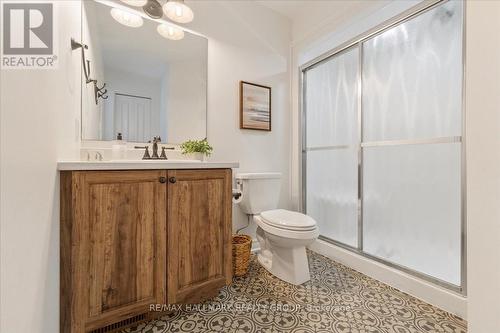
[257,245,311,285]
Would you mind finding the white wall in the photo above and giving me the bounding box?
[0,1,82,332]
[187,1,291,238]
[290,0,388,47]
[465,1,500,332]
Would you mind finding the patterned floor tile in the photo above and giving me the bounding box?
[122,251,467,333]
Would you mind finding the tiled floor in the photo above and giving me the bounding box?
[124,251,467,333]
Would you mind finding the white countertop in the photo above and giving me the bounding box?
[58,160,239,171]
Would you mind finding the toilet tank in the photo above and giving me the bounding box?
[235,172,281,215]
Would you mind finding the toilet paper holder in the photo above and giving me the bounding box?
[232,180,243,204]
[233,191,242,200]
[233,179,243,200]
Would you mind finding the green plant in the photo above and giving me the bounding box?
[180,138,213,156]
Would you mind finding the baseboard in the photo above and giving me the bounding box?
[308,239,467,319]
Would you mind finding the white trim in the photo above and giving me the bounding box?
[309,239,467,319]
[235,172,282,180]
[305,145,350,151]
[361,136,462,148]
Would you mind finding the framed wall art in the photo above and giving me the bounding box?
[240,81,271,131]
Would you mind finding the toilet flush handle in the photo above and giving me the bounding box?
[236,179,243,192]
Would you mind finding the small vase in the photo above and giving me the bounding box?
[189,152,205,162]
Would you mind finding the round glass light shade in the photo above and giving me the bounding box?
[162,0,194,24]
[120,0,148,7]
[157,23,185,40]
[110,8,143,28]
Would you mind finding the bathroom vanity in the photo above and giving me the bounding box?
[59,161,237,333]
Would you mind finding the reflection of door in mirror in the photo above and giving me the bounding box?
[113,94,152,143]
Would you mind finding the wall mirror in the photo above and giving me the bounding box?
[80,0,207,143]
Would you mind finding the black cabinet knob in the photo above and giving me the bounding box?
[159,177,167,183]
[169,177,177,184]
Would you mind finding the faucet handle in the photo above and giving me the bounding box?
[95,151,103,161]
[134,146,151,160]
[160,147,169,160]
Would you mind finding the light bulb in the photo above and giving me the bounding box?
[175,5,183,17]
[110,8,143,28]
[162,0,193,24]
[157,23,185,40]
[120,0,147,7]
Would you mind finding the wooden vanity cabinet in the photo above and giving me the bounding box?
[61,169,232,333]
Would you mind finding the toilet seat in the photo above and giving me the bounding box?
[254,215,319,240]
[260,209,317,231]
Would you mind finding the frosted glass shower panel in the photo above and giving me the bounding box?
[306,47,359,147]
[306,148,358,247]
[363,143,461,285]
[362,1,463,142]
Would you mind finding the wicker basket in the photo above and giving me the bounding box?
[232,234,252,277]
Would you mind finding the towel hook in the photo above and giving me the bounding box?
[71,38,108,104]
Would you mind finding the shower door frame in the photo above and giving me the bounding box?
[299,0,467,294]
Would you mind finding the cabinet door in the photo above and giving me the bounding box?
[167,169,232,303]
[75,171,167,331]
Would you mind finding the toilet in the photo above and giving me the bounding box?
[235,172,319,285]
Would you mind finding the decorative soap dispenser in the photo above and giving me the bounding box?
[111,132,127,160]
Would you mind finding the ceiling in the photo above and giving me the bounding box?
[255,1,327,21]
[256,0,388,42]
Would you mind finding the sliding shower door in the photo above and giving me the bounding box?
[304,47,359,247]
[362,0,463,286]
[302,0,464,289]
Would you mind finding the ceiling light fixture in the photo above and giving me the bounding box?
[120,0,148,7]
[162,0,194,24]
[142,0,163,19]
[110,7,144,27]
[157,23,185,40]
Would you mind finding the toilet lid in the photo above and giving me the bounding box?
[260,209,317,230]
